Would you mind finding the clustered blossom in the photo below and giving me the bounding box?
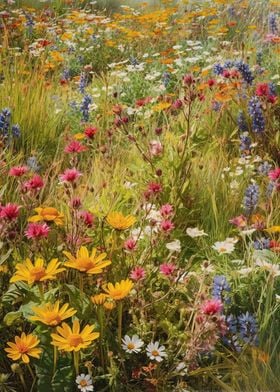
[243,183,260,215]
[248,97,265,133]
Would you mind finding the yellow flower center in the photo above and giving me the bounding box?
[41,208,59,219]
[45,313,62,326]
[77,257,94,271]
[68,334,83,347]
[18,343,29,354]
[219,247,227,252]
[127,343,135,350]
[79,380,88,387]
[151,350,159,357]
[30,266,46,281]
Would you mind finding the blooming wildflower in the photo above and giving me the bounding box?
[10,258,65,284]
[79,72,88,94]
[239,132,251,154]
[243,183,259,215]
[268,168,280,182]
[160,262,176,276]
[258,162,272,175]
[160,220,175,233]
[59,168,82,183]
[238,312,258,345]
[63,246,111,274]
[30,301,76,326]
[106,212,136,230]
[235,60,254,84]
[149,140,163,157]
[102,279,133,300]
[160,204,173,218]
[0,203,20,221]
[80,94,92,122]
[64,140,87,154]
[130,266,145,281]
[124,238,137,252]
[253,237,270,250]
[255,259,280,277]
[237,112,249,132]
[186,227,208,238]
[213,63,224,75]
[229,215,247,228]
[212,238,237,254]
[28,207,64,225]
[248,97,265,133]
[25,222,50,240]
[51,319,99,352]
[12,124,20,138]
[91,293,109,305]
[9,166,28,177]
[79,211,94,227]
[146,342,167,362]
[84,126,98,139]
[256,83,270,97]
[76,374,94,392]
[212,275,231,302]
[24,174,44,191]
[166,239,181,253]
[268,12,278,35]
[26,156,40,171]
[122,335,144,353]
[5,333,41,364]
[201,299,223,315]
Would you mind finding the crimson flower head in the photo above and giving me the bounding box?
[24,174,44,191]
[229,215,247,228]
[130,266,146,281]
[64,140,87,154]
[124,238,137,252]
[160,204,173,218]
[268,168,280,182]
[201,298,223,315]
[25,222,50,239]
[0,203,21,221]
[160,262,176,276]
[59,168,82,183]
[183,74,195,86]
[256,83,270,97]
[84,126,98,139]
[160,219,175,233]
[79,211,94,227]
[9,166,29,177]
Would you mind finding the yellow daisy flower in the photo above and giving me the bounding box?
[28,207,64,226]
[10,258,65,285]
[265,226,280,234]
[5,333,42,364]
[63,246,111,274]
[91,293,109,305]
[30,301,76,326]
[106,212,136,230]
[102,279,133,301]
[51,319,99,352]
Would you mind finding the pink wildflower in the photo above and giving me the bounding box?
[124,238,137,252]
[24,174,44,191]
[160,204,173,218]
[0,203,20,221]
[59,168,82,183]
[9,166,28,177]
[201,299,223,315]
[25,222,50,239]
[149,140,163,157]
[229,215,247,228]
[160,262,176,276]
[130,266,146,281]
[268,168,280,181]
[64,140,87,153]
[160,220,175,233]
[79,211,94,227]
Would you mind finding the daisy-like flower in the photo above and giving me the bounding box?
[10,258,65,285]
[102,279,133,300]
[91,293,109,305]
[146,341,167,362]
[186,227,208,238]
[166,239,181,253]
[76,374,94,392]
[63,246,111,274]
[5,333,42,364]
[30,301,76,326]
[51,319,99,352]
[106,212,136,230]
[122,335,144,353]
[28,207,64,226]
[212,238,238,254]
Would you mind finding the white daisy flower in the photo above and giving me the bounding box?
[146,341,167,362]
[76,374,94,392]
[186,227,208,238]
[212,238,237,254]
[166,239,181,253]
[122,335,144,354]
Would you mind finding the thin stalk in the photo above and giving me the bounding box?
[117,302,123,345]
[73,351,80,375]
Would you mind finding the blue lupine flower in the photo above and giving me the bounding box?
[238,312,258,345]
[243,183,259,215]
[253,237,271,250]
[62,68,71,81]
[162,72,171,88]
[239,132,251,154]
[266,181,275,198]
[0,108,11,137]
[256,50,263,66]
[79,72,87,94]
[12,124,21,138]
[212,101,222,112]
[213,63,224,75]
[248,97,265,133]
[27,156,40,172]
[258,161,272,175]
[212,275,231,304]
[268,12,278,35]
[80,94,92,122]
[237,111,249,132]
[235,60,254,85]
[268,82,277,96]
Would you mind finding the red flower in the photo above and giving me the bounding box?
[268,168,280,181]
[9,166,29,177]
[160,219,175,233]
[256,83,270,97]
[25,222,50,239]
[64,140,87,153]
[201,299,223,315]
[0,203,20,221]
[59,168,82,183]
[79,211,94,227]
[124,238,137,252]
[84,126,98,139]
[24,174,44,191]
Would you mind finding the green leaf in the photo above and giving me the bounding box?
[63,284,92,319]
[4,310,22,326]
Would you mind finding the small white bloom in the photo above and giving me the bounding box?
[76,374,93,392]
[186,227,208,238]
[146,341,167,362]
[122,335,144,353]
[212,238,237,254]
[166,239,181,253]
[255,260,280,277]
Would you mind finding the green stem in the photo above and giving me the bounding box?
[117,302,123,345]
[19,372,28,392]
[73,351,80,375]
[53,346,57,375]
[38,283,44,301]
[98,307,105,369]
[27,363,35,381]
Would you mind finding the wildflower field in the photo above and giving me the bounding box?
[0,0,279,390]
